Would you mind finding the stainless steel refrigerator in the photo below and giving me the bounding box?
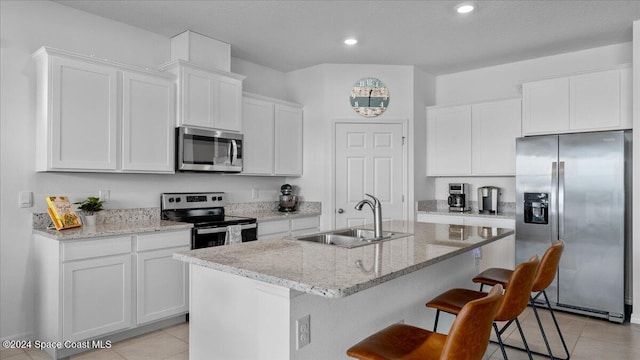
[515,130,632,323]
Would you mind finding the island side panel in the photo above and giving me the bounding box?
[289,250,478,359]
[189,264,295,360]
[188,249,478,360]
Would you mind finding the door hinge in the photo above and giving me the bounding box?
[402,136,406,145]
[402,195,405,202]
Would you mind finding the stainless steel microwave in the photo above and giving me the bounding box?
[176,126,243,172]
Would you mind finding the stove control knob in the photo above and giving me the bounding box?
[211,196,216,202]
[175,198,181,203]
[217,196,223,201]
[168,198,174,203]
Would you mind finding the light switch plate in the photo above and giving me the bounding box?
[19,191,33,208]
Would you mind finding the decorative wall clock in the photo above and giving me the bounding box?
[350,77,390,117]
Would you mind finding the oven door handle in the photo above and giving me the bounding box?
[195,223,257,235]
[195,227,227,235]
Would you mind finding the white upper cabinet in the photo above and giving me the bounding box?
[523,67,631,136]
[34,47,176,173]
[471,98,522,175]
[274,104,304,176]
[242,96,275,174]
[163,61,245,132]
[427,105,472,176]
[122,72,175,173]
[37,54,119,171]
[241,93,303,176]
[522,77,569,135]
[427,98,521,177]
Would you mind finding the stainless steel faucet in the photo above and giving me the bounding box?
[354,193,383,239]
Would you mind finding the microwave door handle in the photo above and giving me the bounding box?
[231,139,238,165]
[226,140,233,165]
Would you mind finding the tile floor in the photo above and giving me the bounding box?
[1,308,639,359]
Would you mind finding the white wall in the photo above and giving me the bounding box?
[0,0,287,341]
[436,42,632,105]
[413,68,437,202]
[285,64,422,230]
[431,42,634,204]
[232,57,288,100]
[632,19,639,325]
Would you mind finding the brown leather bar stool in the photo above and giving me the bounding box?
[346,284,503,360]
[426,255,539,360]
[473,240,569,360]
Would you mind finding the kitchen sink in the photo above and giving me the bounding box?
[330,228,392,239]
[295,228,412,248]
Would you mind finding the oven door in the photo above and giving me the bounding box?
[177,127,243,172]
[192,223,257,249]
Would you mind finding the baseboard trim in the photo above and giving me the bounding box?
[631,313,640,325]
[0,330,36,344]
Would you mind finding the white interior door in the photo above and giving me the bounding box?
[334,122,406,228]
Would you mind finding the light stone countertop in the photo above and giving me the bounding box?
[228,209,321,222]
[33,220,193,240]
[416,209,516,219]
[174,220,514,298]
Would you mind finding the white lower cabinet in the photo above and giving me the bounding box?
[416,213,515,271]
[135,231,190,325]
[34,229,190,359]
[62,253,132,341]
[258,216,320,240]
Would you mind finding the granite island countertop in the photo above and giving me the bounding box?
[174,220,513,298]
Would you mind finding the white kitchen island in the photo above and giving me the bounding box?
[174,221,514,360]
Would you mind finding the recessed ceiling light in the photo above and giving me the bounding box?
[456,3,474,14]
[344,38,358,46]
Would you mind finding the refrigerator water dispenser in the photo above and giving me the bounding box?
[524,193,548,224]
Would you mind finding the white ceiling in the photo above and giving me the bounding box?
[54,0,640,75]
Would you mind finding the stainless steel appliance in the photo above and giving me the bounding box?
[176,126,243,172]
[278,184,298,212]
[161,192,257,249]
[448,183,470,212]
[515,130,631,323]
[478,186,500,214]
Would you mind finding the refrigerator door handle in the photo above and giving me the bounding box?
[558,161,565,240]
[551,161,559,242]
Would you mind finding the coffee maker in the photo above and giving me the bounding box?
[278,184,298,212]
[477,186,500,214]
[448,183,470,212]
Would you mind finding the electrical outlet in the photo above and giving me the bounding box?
[99,189,110,202]
[296,315,310,349]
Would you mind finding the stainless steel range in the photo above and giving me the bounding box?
[161,192,257,249]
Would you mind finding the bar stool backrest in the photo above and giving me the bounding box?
[532,240,564,292]
[441,284,503,360]
[495,255,539,322]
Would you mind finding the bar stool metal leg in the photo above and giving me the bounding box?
[534,290,571,360]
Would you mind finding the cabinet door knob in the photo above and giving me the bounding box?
[337,208,344,214]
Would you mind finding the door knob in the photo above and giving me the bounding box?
[337,208,344,214]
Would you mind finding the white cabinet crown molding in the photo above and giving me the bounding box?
[426,96,522,110]
[243,91,303,109]
[32,46,175,79]
[159,59,246,81]
[518,63,631,85]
